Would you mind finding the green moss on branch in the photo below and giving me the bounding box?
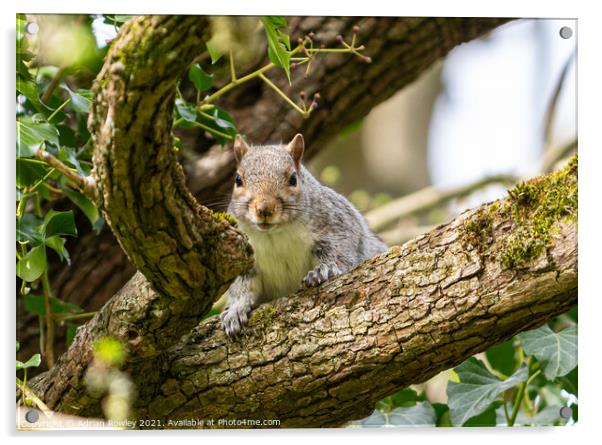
[500,155,577,269]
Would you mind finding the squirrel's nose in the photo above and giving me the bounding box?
[255,200,277,219]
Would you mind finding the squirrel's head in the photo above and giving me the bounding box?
[229,134,305,232]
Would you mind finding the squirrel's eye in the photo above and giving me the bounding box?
[235,174,243,187]
[288,172,297,187]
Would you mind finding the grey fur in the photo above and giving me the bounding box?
[220,135,387,338]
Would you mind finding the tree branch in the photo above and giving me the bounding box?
[30,158,577,426]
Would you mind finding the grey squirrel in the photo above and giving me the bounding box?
[220,133,388,337]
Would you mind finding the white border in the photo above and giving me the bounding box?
[3,1,601,444]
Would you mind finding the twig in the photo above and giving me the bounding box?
[16,377,52,416]
[41,67,66,104]
[41,271,54,368]
[258,73,310,117]
[53,311,96,323]
[378,224,436,246]
[540,139,577,173]
[202,39,366,107]
[366,174,518,232]
[35,147,97,204]
[543,51,575,148]
[229,49,237,82]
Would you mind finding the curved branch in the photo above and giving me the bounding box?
[31,160,577,426]
[88,16,253,345]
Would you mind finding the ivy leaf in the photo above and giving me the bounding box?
[16,76,48,114]
[16,244,47,282]
[62,187,99,228]
[175,98,197,122]
[103,15,134,26]
[45,235,70,264]
[354,402,437,427]
[261,16,291,82]
[210,106,237,134]
[205,39,223,64]
[17,117,60,157]
[58,146,90,176]
[43,210,77,238]
[24,294,82,316]
[60,85,91,114]
[16,353,41,370]
[16,213,44,245]
[519,325,578,380]
[387,402,437,426]
[66,323,78,347]
[188,64,213,92]
[16,158,48,188]
[447,357,529,426]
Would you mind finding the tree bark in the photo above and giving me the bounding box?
[30,156,578,426]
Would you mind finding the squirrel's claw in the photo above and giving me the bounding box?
[220,302,253,339]
[303,262,341,288]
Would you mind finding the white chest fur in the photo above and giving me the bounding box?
[243,221,315,301]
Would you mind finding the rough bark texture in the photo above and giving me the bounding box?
[30,158,578,427]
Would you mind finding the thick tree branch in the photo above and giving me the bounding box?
[87,16,253,348]
[30,159,577,426]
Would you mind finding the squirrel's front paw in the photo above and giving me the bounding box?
[303,263,341,287]
[220,301,253,338]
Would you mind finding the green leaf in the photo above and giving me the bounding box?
[486,338,517,377]
[24,294,83,316]
[17,117,60,157]
[66,323,78,346]
[261,17,291,82]
[387,402,437,426]
[16,244,47,282]
[389,388,421,408]
[61,85,91,113]
[43,210,77,238]
[16,213,44,245]
[16,353,41,370]
[16,340,20,352]
[16,158,48,187]
[519,325,578,380]
[175,98,197,122]
[62,187,99,227]
[103,15,134,26]
[447,357,529,426]
[432,403,452,427]
[23,294,46,316]
[58,146,90,176]
[355,402,437,427]
[16,76,48,114]
[463,402,499,426]
[45,235,70,264]
[211,106,237,133]
[188,64,213,92]
[355,410,385,427]
[205,39,223,64]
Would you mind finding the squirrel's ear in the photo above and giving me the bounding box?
[286,133,304,167]
[233,135,249,164]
